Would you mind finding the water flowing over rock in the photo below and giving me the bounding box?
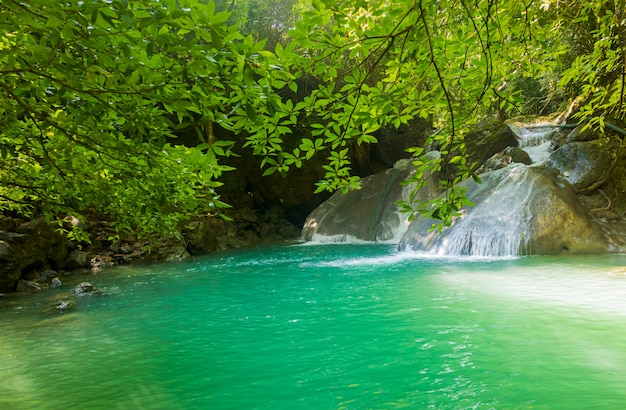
[302,116,626,256]
[398,165,609,256]
[507,122,558,164]
[302,118,529,246]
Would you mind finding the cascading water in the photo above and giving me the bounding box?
[414,165,536,257]
[399,120,609,257]
[507,121,560,164]
[304,119,609,256]
[409,122,560,257]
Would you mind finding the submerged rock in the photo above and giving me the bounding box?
[55,300,73,311]
[15,280,42,293]
[50,277,62,288]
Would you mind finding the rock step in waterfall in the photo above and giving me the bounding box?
[302,117,626,256]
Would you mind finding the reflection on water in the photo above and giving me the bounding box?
[2,244,626,409]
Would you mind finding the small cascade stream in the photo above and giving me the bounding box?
[507,121,560,164]
[399,120,611,257]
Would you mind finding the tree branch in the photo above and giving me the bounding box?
[418,1,455,136]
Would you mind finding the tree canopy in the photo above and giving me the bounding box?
[1,0,624,238]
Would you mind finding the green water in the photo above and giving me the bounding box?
[3,243,626,409]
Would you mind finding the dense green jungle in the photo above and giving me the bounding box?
[1,0,626,291]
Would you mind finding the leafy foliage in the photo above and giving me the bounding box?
[1,0,624,237]
[0,0,294,237]
[272,0,556,226]
[556,0,626,128]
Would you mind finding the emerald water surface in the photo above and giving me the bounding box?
[3,243,626,409]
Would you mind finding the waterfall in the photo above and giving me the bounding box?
[398,122,608,257]
[305,118,609,256]
[404,165,535,257]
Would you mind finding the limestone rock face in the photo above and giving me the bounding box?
[398,165,609,256]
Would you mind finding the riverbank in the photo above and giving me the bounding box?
[0,207,300,294]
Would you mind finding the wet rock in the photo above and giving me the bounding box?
[0,219,68,292]
[184,219,218,255]
[399,165,610,255]
[90,255,115,270]
[73,282,99,296]
[565,125,598,143]
[37,270,58,281]
[546,137,621,192]
[146,235,189,261]
[443,117,518,177]
[50,277,62,288]
[239,208,258,223]
[478,147,533,173]
[15,280,42,293]
[55,300,73,311]
[0,240,10,258]
[67,250,89,269]
[0,216,23,231]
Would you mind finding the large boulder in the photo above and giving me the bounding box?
[399,164,610,256]
[545,137,621,192]
[301,160,438,242]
